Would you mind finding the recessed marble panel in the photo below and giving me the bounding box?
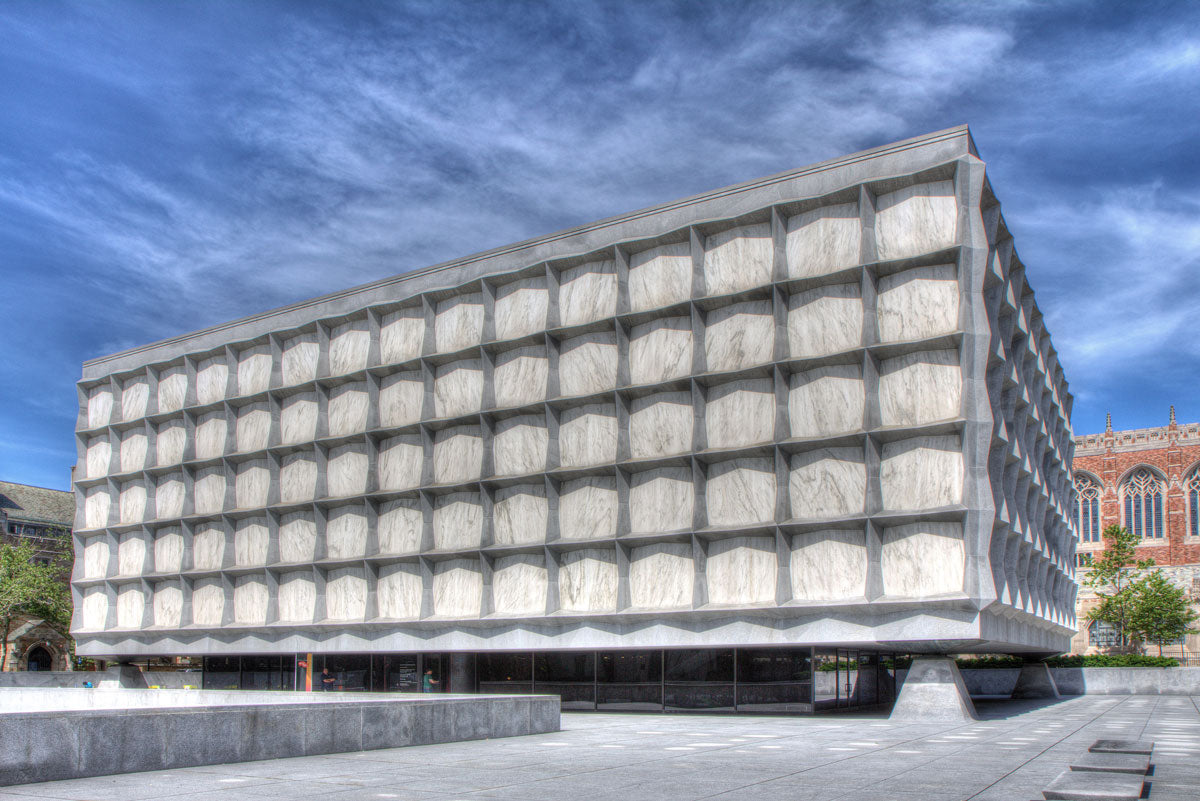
[119,479,147,524]
[559,403,617,467]
[235,404,271,452]
[82,537,110,579]
[326,567,367,621]
[790,530,867,601]
[279,451,317,503]
[492,485,548,546]
[435,293,484,353]
[86,436,111,479]
[192,578,225,626]
[153,580,182,627]
[236,345,272,396]
[279,512,317,563]
[234,460,271,509]
[326,505,368,559]
[558,259,617,326]
[434,359,483,418]
[380,306,426,365]
[786,202,861,277]
[432,558,483,617]
[328,382,369,436]
[378,434,423,491]
[193,467,226,515]
[704,300,774,373]
[154,473,184,520]
[192,523,226,570]
[788,364,865,438]
[116,584,145,628]
[494,346,549,408]
[787,283,863,358]
[878,349,961,427]
[558,332,618,397]
[705,458,776,527]
[234,518,269,566]
[327,443,368,497]
[233,575,268,625]
[876,264,959,343]
[493,415,548,476]
[196,357,229,405]
[281,333,319,385]
[155,419,186,466]
[377,562,421,619]
[881,522,965,596]
[194,411,228,459]
[706,536,776,605]
[788,447,866,519]
[879,435,963,510]
[156,366,187,414]
[558,548,618,613]
[703,223,772,296]
[120,429,148,473]
[153,527,183,573]
[329,320,370,376]
[629,466,693,534]
[628,242,691,312]
[874,181,957,261]
[432,425,483,484]
[433,492,483,550]
[84,486,111,529]
[704,379,774,449]
[558,476,618,540]
[117,532,146,576]
[379,371,424,427]
[81,587,108,630]
[492,554,548,616]
[278,571,316,623]
[280,393,319,445]
[629,317,692,385]
[378,499,423,554]
[629,543,692,609]
[629,392,692,459]
[87,386,114,429]
[495,276,548,341]
[121,376,149,422]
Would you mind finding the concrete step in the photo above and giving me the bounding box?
[1069,752,1150,775]
[1088,739,1155,755]
[1042,769,1145,801]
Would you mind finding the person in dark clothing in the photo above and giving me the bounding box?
[320,668,337,691]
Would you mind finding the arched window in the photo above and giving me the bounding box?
[25,646,52,671]
[1122,468,1164,539]
[1188,469,1200,538]
[1075,474,1102,543]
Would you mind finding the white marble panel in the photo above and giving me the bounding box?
[279,452,317,503]
[787,283,863,358]
[153,581,182,627]
[876,264,959,342]
[432,559,483,617]
[874,181,957,261]
[82,538,110,579]
[280,393,318,445]
[435,293,484,353]
[281,333,319,385]
[558,477,618,540]
[195,358,229,405]
[790,530,867,601]
[121,377,149,421]
[327,443,368,497]
[88,386,114,429]
[495,277,548,341]
[786,202,861,277]
[378,499,424,554]
[379,371,424,427]
[492,554,548,616]
[493,346,549,408]
[377,562,421,619]
[434,360,483,418]
[879,435,963,510]
[558,259,617,326]
[234,518,269,566]
[493,415,548,476]
[705,458,776,527]
[192,578,225,626]
[236,345,272,396]
[878,350,961,427]
[119,480,147,524]
[326,567,367,621]
[235,460,271,509]
[235,404,271,452]
[86,436,111,479]
[378,434,423,490]
[153,527,183,573]
[117,532,146,576]
[154,473,184,520]
[629,467,693,534]
[629,317,692,385]
[379,306,425,365]
[433,492,483,550]
[628,242,691,312]
[788,448,866,519]
[156,366,187,413]
[194,411,228,459]
[558,548,618,613]
[704,301,774,372]
[120,430,148,473]
[278,571,316,622]
[192,523,226,570]
[703,223,772,296]
[788,364,865,438]
[155,419,186,466]
[704,379,774,449]
[559,404,617,467]
[432,426,482,484]
[706,536,776,605]
[629,392,692,459]
[116,585,145,628]
[492,485,548,546]
[81,587,108,630]
[328,382,369,436]
[84,486,111,529]
[558,332,618,397]
[326,505,368,559]
[329,321,370,375]
[279,512,317,563]
[233,575,268,624]
[881,522,965,596]
[629,543,692,609]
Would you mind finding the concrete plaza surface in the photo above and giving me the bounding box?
[3,696,1198,801]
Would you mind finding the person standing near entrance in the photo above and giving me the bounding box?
[422,669,438,692]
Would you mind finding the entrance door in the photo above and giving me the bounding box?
[26,646,52,671]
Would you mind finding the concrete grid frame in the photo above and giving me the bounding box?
[69,125,1077,660]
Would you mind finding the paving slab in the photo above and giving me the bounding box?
[1042,769,1145,801]
[1088,739,1155,755]
[1069,752,1149,774]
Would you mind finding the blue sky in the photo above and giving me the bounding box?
[1,0,1197,491]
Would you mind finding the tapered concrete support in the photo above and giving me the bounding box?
[889,657,978,722]
[1011,661,1060,699]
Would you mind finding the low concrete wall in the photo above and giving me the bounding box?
[1050,666,1200,696]
[0,669,197,689]
[0,692,559,785]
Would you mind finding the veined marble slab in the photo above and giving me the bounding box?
[280,393,319,445]
[82,538,109,579]
[86,436,111,479]
[492,554,548,616]
[156,367,187,414]
[630,467,693,533]
[433,492,484,550]
[279,452,317,504]
[235,404,271,452]
[705,458,776,527]
[84,487,111,529]
[559,548,618,613]
[325,567,367,621]
[121,377,149,421]
[117,532,146,576]
[880,435,963,510]
[706,536,776,605]
[328,321,370,375]
[233,575,268,625]
[628,242,691,312]
[80,588,108,630]
[434,359,483,418]
[558,332,618,397]
[558,476,618,540]
[234,518,269,566]
[377,434,423,491]
[435,293,484,353]
[630,392,693,459]
[495,277,548,341]
[705,379,775,449]
[492,485,548,545]
[558,259,617,326]
[326,443,369,497]
[788,283,863,358]
[786,202,860,278]
[379,306,425,365]
[87,386,114,429]
[874,181,957,261]
[704,302,775,374]
[559,403,617,467]
[192,578,225,627]
[790,530,867,600]
[377,563,421,619]
[154,473,184,520]
[278,571,316,622]
[432,426,483,484]
[703,223,772,296]
[493,346,548,408]
[153,528,183,573]
[378,499,423,554]
[119,480,147,524]
[193,467,226,515]
[116,584,145,628]
[788,448,866,519]
[879,349,961,427]
[235,460,271,509]
[120,430,148,473]
[492,416,548,476]
[328,382,369,436]
[379,371,424,427]
[326,506,368,559]
[279,512,317,563]
[155,419,186,466]
[432,559,483,617]
[788,364,864,438]
[194,411,228,459]
[629,317,692,385]
[236,345,272,396]
[629,543,692,609]
[196,357,229,405]
[281,334,319,385]
[192,523,226,570]
[153,580,182,627]
[881,522,965,596]
[876,264,959,342]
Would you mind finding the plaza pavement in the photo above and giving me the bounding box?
[3,695,1198,801]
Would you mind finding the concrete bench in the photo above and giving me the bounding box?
[1042,769,1146,801]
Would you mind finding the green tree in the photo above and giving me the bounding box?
[1084,525,1156,650]
[0,540,73,670]
[1128,570,1199,656]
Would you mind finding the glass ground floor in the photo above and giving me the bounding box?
[198,647,902,714]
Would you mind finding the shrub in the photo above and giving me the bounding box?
[1044,654,1179,668]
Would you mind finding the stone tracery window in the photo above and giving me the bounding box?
[1188,469,1200,538]
[1074,474,1102,543]
[1122,467,1164,539]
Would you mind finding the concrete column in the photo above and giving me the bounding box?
[1011,661,1060,699]
[448,653,476,694]
[889,657,978,722]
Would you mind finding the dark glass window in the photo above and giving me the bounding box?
[202,656,240,689]
[478,652,533,693]
[374,654,420,691]
[535,652,595,710]
[322,653,370,691]
[736,648,812,711]
[664,649,734,710]
[240,655,283,690]
[597,650,662,710]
